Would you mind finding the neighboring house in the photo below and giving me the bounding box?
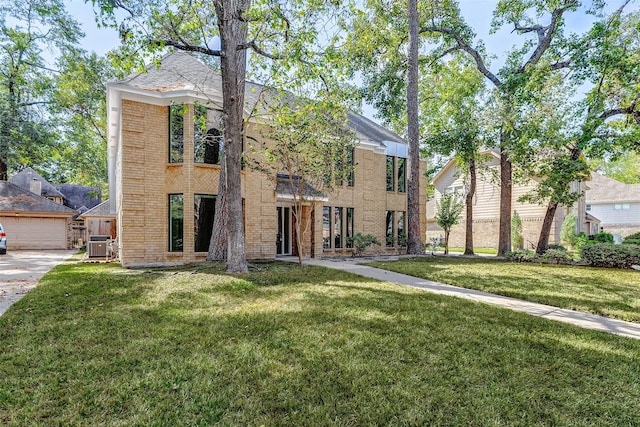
[0,181,77,249]
[586,172,640,238]
[9,168,103,246]
[106,52,427,267]
[426,151,594,249]
[54,183,102,212]
[9,167,65,205]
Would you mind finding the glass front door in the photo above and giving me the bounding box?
[276,206,291,256]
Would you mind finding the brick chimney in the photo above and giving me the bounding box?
[29,178,42,196]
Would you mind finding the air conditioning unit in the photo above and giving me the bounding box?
[88,235,112,258]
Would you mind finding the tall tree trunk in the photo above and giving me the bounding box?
[498,141,512,257]
[406,0,422,255]
[464,157,476,255]
[214,1,249,273]
[536,200,558,255]
[207,156,227,260]
[535,147,582,255]
[444,230,450,255]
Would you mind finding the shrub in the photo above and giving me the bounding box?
[581,243,640,269]
[560,213,577,247]
[547,244,566,251]
[623,232,640,245]
[624,232,640,241]
[507,249,538,263]
[593,232,614,244]
[541,249,573,264]
[511,210,523,250]
[574,232,589,251]
[347,233,381,257]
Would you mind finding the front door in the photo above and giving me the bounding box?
[276,206,291,256]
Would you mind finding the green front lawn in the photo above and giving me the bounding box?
[1,260,640,425]
[368,256,640,323]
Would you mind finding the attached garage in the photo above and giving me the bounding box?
[0,216,69,249]
[0,181,76,250]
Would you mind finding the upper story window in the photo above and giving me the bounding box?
[347,149,354,187]
[386,156,395,191]
[444,185,464,198]
[397,157,406,193]
[386,155,407,192]
[169,105,184,163]
[614,203,630,210]
[194,105,223,165]
[586,204,591,211]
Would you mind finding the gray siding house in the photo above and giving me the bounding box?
[586,172,640,238]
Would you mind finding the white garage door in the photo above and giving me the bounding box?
[0,216,67,250]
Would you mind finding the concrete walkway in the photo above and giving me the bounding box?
[292,257,640,340]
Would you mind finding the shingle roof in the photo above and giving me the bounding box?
[586,172,640,204]
[116,52,404,147]
[54,183,102,210]
[80,200,114,218]
[9,167,65,199]
[0,181,76,213]
[116,52,267,110]
[275,175,326,200]
[347,112,404,145]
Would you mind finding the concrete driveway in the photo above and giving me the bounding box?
[0,250,77,316]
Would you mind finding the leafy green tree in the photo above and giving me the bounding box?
[420,56,485,256]
[511,210,523,250]
[435,192,463,255]
[590,153,640,184]
[252,96,356,266]
[520,7,639,255]
[560,212,577,248]
[0,0,82,180]
[93,0,352,272]
[50,52,120,189]
[345,0,585,256]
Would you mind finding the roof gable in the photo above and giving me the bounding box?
[9,167,65,198]
[80,200,114,218]
[586,172,640,204]
[112,52,405,148]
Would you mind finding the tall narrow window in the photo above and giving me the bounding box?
[397,157,406,193]
[334,207,343,249]
[169,194,184,252]
[397,211,406,247]
[347,149,355,187]
[385,210,395,247]
[194,105,224,165]
[386,156,395,191]
[323,206,331,249]
[194,194,216,252]
[346,208,354,248]
[169,105,184,163]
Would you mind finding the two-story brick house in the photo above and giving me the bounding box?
[106,53,426,267]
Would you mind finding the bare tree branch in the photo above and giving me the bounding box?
[520,1,578,71]
[420,26,502,87]
[148,39,222,56]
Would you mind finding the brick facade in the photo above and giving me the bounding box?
[115,98,427,267]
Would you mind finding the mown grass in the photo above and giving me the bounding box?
[1,260,640,425]
[439,247,499,255]
[368,256,640,323]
